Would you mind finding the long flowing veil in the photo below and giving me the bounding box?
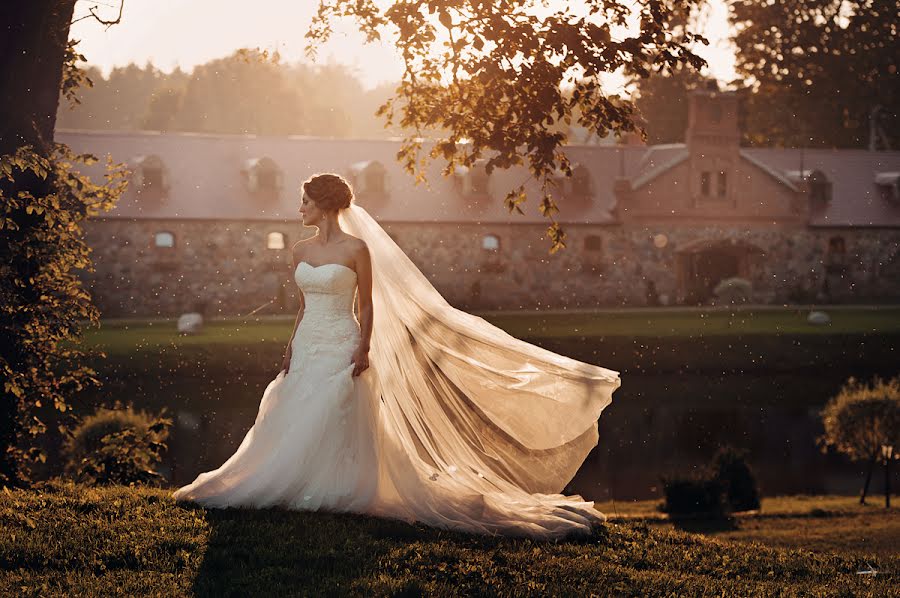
[338,202,621,538]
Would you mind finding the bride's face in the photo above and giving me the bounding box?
[298,190,325,227]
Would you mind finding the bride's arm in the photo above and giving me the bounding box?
[282,247,306,372]
[352,243,373,376]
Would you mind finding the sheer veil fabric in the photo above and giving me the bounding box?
[337,203,622,539]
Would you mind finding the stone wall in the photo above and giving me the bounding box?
[79,218,900,318]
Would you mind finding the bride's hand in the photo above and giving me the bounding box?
[351,345,369,377]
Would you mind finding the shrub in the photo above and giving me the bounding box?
[817,375,900,506]
[713,277,753,305]
[659,472,726,517]
[660,445,761,516]
[710,445,761,512]
[62,401,172,487]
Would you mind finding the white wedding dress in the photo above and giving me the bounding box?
[173,204,622,539]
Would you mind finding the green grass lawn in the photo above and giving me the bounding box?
[1,481,896,596]
[68,306,900,383]
[77,306,900,352]
[480,305,900,338]
[596,494,900,563]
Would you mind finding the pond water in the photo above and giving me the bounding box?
[154,369,894,503]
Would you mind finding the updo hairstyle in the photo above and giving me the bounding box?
[302,173,354,212]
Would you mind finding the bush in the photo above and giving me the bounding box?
[660,472,726,516]
[62,401,172,487]
[660,445,761,516]
[710,445,761,512]
[713,277,753,305]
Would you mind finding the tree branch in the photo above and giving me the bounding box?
[71,0,125,28]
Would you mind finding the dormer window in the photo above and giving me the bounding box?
[244,157,283,194]
[875,172,899,202]
[349,161,387,196]
[553,163,592,199]
[132,155,169,195]
[267,232,285,250]
[454,158,491,199]
[808,169,832,203]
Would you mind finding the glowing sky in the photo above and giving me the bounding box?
[69,0,738,95]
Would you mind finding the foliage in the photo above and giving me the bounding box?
[661,444,760,515]
[728,0,899,149]
[62,401,172,487]
[817,375,900,463]
[306,0,709,252]
[710,445,761,512]
[0,143,127,488]
[631,62,715,144]
[60,39,94,109]
[2,480,896,596]
[660,472,725,516]
[713,276,752,305]
[56,51,401,139]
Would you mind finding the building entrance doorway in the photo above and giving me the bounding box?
[676,238,765,304]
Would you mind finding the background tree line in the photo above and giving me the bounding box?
[632,0,898,148]
[63,0,899,153]
[57,48,403,139]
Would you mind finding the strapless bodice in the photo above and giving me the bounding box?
[294,261,358,316]
[291,262,360,355]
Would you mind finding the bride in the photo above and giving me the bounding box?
[172,173,621,539]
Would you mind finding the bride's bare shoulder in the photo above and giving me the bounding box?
[291,237,316,266]
[347,236,371,266]
[343,234,368,252]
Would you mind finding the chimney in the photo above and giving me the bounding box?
[685,80,740,150]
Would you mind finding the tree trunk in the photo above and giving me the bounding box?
[0,1,76,485]
[860,453,877,505]
[886,455,891,509]
[0,1,75,154]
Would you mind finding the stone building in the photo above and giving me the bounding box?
[59,86,900,317]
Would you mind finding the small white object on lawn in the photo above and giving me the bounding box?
[807,311,831,325]
[178,312,204,334]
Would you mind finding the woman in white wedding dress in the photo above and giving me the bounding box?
[173,173,621,540]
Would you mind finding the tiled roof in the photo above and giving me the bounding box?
[56,129,644,225]
[743,147,900,227]
[56,129,900,227]
[630,144,689,190]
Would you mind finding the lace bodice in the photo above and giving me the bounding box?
[291,262,361,360]
[295,261,358,315]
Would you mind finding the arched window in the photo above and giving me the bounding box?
[267,232,286,250]
[154,231,175,248]
[482,234,500,251]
